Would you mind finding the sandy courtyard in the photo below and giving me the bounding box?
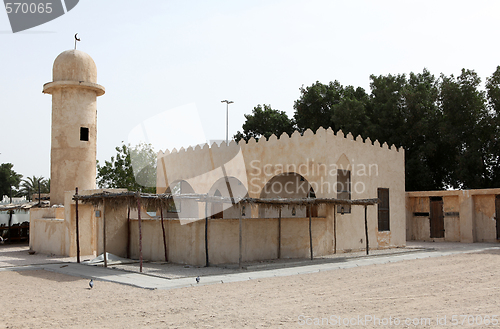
[1,248,499,328]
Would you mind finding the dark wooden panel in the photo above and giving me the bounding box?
[378,188,390,231]
[430,198,444,238]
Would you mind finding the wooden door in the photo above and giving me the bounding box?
[495,195,500,240]
[377,188,390,231]
[430,197,444,238]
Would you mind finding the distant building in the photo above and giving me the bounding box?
[407,189,500,243]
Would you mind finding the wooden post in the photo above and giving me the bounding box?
[103,198,107,268]
[205,199,209,267]
[126,205,131,259]
[278,206,281,259]
[364,205,369,255]
[160,206,168,262]
[7,187,12,244]
[137,195,143,272]
[75,187,80,263]
[333,205,337,254]
[309,204,313,260]
[239,203,243,269]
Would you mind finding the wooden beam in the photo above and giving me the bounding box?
[75,187,80,264]
[205,200,209,267]
[239,204,243,269]
[103,199,107,268]
[334,205,337,254]
[364,205,369,255]
[73,191,379,207]
[126,205,130,259]
[137,195,143,272]
[160,206,168,262]
[309,204,313,260]
[278,207,281,259]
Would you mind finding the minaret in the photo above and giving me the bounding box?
[43,49,105,205]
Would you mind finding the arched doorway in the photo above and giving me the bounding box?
[165,180,197,219]
[259,173,316,218]
[208,176,249,219]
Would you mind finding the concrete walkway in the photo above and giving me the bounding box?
[2,242,499,290]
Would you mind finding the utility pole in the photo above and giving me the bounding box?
[221,100,234,145]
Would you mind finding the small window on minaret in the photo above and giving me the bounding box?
[80,127,89,141]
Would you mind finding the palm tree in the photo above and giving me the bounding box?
[20,176,50,200]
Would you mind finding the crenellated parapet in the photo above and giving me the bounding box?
[157,126,405,200]
[157,126,404,160]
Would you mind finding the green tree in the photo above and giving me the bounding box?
[234,104,295,142]
[439,69,490,189]
[97,143,156,193]
[293,81,344,132]
[0,163,22,198]
[365,71,444,191]
[19,176,50,200]
[485,66,500,186]
[331,86,369,138]
[236,68,500,191]
[400,70,445,191]
[365,73,407,147]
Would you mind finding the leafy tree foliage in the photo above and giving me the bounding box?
[485,66,500,185]
[293,81,344,133]
[19,176,50,200]
[399,70,444,191]
[97,143,156,193]
[237,67,500,191]
[234,104,295,142]
[438,69,490,189]
[0,163,22,198]
[331,85,370,138]
[293,81,370,137]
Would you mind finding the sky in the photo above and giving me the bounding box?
[1,0,500,180]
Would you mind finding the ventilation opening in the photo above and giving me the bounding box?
[80,127,89,141]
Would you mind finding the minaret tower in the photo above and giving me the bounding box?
[43,49,105,205]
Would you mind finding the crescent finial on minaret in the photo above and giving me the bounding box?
[74,33,81,50]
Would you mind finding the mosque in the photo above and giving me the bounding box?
[30,47,409,266]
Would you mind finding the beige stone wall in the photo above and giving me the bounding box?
[407,189,500,243]
[129,218,206,266]
[127,215,333,266]
[30,189,127,257]
[473,194,496,242]
[443,195,460,242]
[29,207,66,255]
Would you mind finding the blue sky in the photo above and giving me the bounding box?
[1,0,500,179]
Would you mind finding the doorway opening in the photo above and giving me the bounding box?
[430,197,444,238]
[495,195,500,240]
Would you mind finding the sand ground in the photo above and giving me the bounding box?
[1,246,499,328]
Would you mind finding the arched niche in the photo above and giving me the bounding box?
[207,176,249,219]
[164,180,197,219]
[259,172,316,218]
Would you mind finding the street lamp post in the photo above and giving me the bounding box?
[221,100,234,145]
